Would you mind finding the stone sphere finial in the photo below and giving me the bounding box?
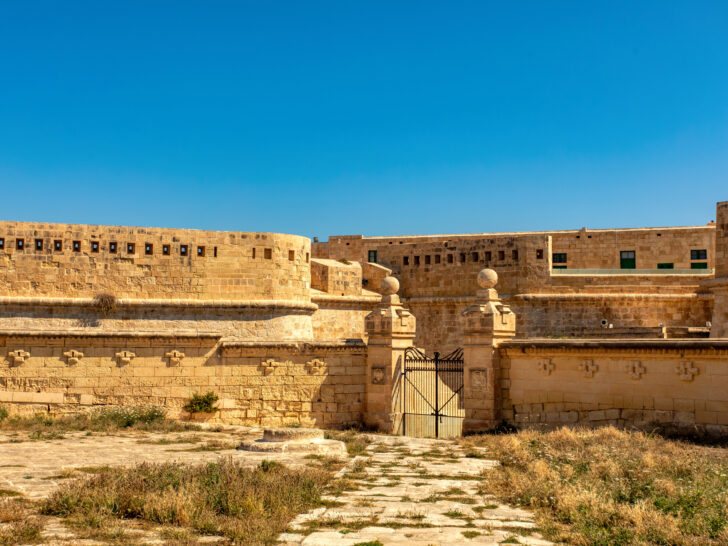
[477,268,498,289]
[380,276,400,296]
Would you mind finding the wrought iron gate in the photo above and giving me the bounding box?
[400,347,464,438]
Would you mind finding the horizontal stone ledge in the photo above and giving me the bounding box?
[0,329,222,339]
[311,294,382,305]
[0,296,319,313]
[501,338,728,354]
[220,339,366,355]
[512,293,712,301]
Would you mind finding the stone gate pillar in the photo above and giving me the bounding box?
[364,276,416,433]
[707,201,728,338]
[461,269,516,433]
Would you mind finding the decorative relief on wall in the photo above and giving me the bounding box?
[626,360,645,380]
[7,350,30,366]
[675,361,698,382]
[115,351,136,366]
[165,350,185,366]
[537,358,555,376]
[371,367,386,384]
[63,350,84,366]
[470,368,487,389]
[305,359,326,375]
[259,359,291,376]
[578,359,598,378]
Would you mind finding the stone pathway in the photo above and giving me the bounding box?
[280,434,551,545]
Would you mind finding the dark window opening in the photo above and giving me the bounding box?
[127,243,135,254]
[54,240,62,251]
[536,249,544,259]
[691,249,708,261]
[91,241,99,253]
[264,248,272,259]
[403,256,409,266]
[485,251,492,261]
[73,241,81,252]
[434,254,441,264]
[288,250,294,261]
[459,253,466,263]
[163,245,170,255]
[553,265,568,270]
[512,249,519,260]
[553,253,567,264]
[425,255,431,265]
[305,252,309,262]
[35,239,43,250]
[471,252,479,262]
[252,248,256,259]
[197,246,205,257]
[414,256,420,266]
[498,250,505,260]
[0,238,4,250]
[109,242,117,253]
[16,238,24,250]
[368,250,377,263]
[214,247,218,257]
[620,250,636,269]
[657,263,674,269]
[447,254,453,263]
[145,243,153,255]
[180,245,188,256]
[691,262,708,270]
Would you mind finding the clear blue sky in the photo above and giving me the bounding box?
[1,1,726,239]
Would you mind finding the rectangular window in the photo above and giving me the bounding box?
[536,249,544,259]
[434,254,441,264]
[691,262,708,269]
[657,263,674,269]
[691,249,708,261]
[425,255,431,265]
[54,240,62,251]
[91,241,99,253]
[145,243,153,255]
[214,247,218,257]
[403,256,409,266]
[0,238,4,249]
[16,238,24,250]
[73,240,81,252]
[305,252,309,263]
[109,242,117,253]
[498,250,505,260]
[620,250,636,269]
[414,255,420,266]
[163,244,170,255]
[471,252,479,262]
[447,254,453,264]
[553,265,567,270]
[35,239,43,250]
[288,250,294,261]
[264,248,272,259]
[459,253,466,263]
[197,246,205,257]
[368,250,377,263]
[127,243,135,254]
[180,245,188,256]
[512,249,519,260]
[252,248,256,259]
[552,253,567,264]
[485,251,492,261]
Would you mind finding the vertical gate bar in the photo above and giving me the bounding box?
[434,351,439,438]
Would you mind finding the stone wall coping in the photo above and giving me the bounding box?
[512,293,712,301]
[550,269,714,277]
[0,296,318,312]
[311,293,382,305]
[0,329,222,339]
[220,339,366,354]
[501,338,728,354]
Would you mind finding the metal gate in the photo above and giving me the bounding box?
[400,347,464,438]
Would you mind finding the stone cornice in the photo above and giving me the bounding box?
[220,339,366,356]
[501,338,728,356]
[0,296,318,313]
[512,293,712,301]
[311,294,381,307]
[0,329,222,340]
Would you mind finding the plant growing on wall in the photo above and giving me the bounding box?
[93,293,117,316]
[183,392,219,414]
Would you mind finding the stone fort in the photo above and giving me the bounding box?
[0,200,726,437]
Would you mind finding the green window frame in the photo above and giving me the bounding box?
[657,263,674,269]
[552,253,567,264]
[368,250,377,263]
[691,249,707,261]
[691,262,708,269]
[620,250,636,269]
[553,265,567,270]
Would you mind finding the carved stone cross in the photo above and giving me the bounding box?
[675,361,698,382]
[578,359,599,378]
[115,351,136,366]
[626,360,646,380]
[165,350,185,366]
[8,350,29,365]
[63,350,84,366]
[537,358,555,376]
[305,359,326,375]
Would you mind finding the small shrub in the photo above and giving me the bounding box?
[0,406,8,423]
[93,293,117,316]
[183,392,219,414]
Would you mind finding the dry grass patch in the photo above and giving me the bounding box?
[461,426,728,544]
[0,498,44,545]
[40,458,335,545]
